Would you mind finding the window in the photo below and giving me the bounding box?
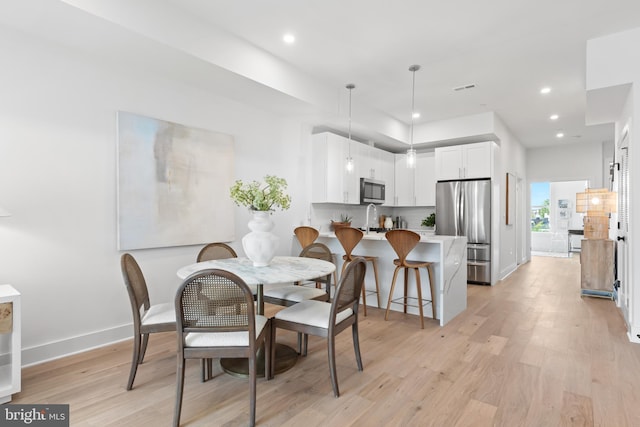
[531,182,550,232]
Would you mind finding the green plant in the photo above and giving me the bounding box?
[339,213,352,223]
[229,175,291,211]
[421,213,436,227]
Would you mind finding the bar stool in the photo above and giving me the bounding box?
[384,229,435,329]
[294,226,338,289]
[334,227,380,316]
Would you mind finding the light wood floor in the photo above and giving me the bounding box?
[14,256,640,426]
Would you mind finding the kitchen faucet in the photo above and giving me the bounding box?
[365,203,377,234]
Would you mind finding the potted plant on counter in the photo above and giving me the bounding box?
[331,213,352,231]
[421,213,436,230]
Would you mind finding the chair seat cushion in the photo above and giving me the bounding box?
[274,300,353,329]
[263,285,326,302]
[141,302,176,326]
[184,315,268,347]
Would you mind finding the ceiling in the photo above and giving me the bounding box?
[5,0,640,150]
[163,0,640,149]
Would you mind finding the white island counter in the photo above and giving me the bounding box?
[313,231,467,326]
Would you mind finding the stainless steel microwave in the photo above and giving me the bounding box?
[360,178,385,204]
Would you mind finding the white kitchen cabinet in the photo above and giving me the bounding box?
[379,150,395,206]
[435,141,492,180]
[394,151,436,206]
[359,144,380,180]
[415,152,436,206]
[312,132,360,204]
[0,285,20,404]
[394,154,415,206]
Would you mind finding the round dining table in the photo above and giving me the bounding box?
[177,255,336,377]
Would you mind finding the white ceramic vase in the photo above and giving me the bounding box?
[242,210,279,267]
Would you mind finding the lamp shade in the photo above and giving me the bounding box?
[576,188,617,239]
[576,188,617,215]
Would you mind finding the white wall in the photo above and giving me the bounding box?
[586,26,640,343]
[527,141,605,186]
[494,115,528,280]
[0,24,313,364]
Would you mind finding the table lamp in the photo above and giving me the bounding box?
[575,188,617,239]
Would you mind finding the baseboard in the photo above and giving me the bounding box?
[21,324,133,367]
[499,263,517,281]
[628,326,640,344]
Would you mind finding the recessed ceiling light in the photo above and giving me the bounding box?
[556,132,564,138]
[283,33,295,44]
[540,87,551,94]
[550,114,559,120]
[412,112,420,119]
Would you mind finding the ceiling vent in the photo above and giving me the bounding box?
[453,84,476,92]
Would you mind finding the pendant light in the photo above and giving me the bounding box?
[345,83,356,174]
[406,64,421,168]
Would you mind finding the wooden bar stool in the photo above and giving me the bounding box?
[384,230,435,329]
[334,227,380,316]
[294,226,338,289]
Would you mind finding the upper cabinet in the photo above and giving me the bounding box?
[394,151,436,206]
[415,152,436,206]
[311,132,360,204]
[435,141,493,181]
[358,145,394,205]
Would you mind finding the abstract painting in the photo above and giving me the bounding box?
[117,111,235,250]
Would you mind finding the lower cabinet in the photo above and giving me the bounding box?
[580,239,614,296]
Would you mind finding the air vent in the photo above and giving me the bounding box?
[453,84,476,91]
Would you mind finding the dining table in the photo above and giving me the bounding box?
[177,255,336,377]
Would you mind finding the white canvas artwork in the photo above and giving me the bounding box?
[117,111,235,250]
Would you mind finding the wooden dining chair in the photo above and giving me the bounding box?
[263,243,332,307]
[195,241,253,381]
[120,253,176,390]
[174,269,271,427]
[197,242,237,262]
[384,230,436,329]
[334,227,381,315]
[271,258,366,397]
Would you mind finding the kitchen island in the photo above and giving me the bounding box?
[309,231,467,326]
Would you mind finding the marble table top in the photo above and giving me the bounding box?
[177,256,335,285]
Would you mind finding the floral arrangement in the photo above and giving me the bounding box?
[229,175,291,211]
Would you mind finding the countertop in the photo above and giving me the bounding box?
[318,230,460,243]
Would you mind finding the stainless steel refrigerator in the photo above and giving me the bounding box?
[435,179,491,284]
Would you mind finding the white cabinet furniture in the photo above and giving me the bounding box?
[394,152,436,206]
[394,154,414,206]
[358,144,395,205]
[0,285,20,404]
[435,141,492,181]
[312,132,360,204]
[379,150,395,206]
[415,152,436,206]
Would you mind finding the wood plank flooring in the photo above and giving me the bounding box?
[13,256,640,426]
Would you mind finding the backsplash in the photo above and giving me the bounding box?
[310,204,435,232]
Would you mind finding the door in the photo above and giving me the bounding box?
[461,179,491,244]
[616,132,629,317]
[436,181,460,236]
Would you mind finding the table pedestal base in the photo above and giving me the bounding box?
[220,343,298,378]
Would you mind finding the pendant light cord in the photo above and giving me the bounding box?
[347,83,355,157]
[409,65,420,150]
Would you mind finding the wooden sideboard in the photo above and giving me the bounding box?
[580,239,614,298]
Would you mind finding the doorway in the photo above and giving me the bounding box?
[530,180,588,257]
